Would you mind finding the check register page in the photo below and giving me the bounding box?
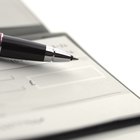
[0,34,139,139]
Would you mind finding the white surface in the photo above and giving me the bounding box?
[22,0,140,97]
[0,0,40,27]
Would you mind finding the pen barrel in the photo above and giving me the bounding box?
[0,35,46,61]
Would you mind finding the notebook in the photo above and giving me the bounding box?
[0,0,139,139]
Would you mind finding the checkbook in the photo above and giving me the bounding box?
[0,0,140,139]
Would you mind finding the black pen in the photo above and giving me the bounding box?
[0,33,78,62]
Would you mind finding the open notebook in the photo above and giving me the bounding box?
[0,0,140,139]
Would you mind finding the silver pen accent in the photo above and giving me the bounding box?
[44,46,78,62]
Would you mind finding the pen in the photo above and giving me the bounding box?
[0,33,78,62]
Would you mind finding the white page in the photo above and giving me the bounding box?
[0,34,139,139]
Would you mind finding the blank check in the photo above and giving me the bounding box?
[0,34,139,140]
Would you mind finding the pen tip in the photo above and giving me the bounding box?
[72,56,79,61]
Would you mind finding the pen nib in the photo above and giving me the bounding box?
[71,56,79,61]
